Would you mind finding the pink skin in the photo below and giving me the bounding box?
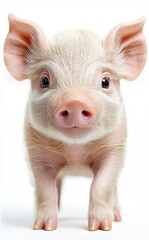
[4,15,147,231]
[54,99,96,128]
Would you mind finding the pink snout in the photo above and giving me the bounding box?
[54,100,96,128]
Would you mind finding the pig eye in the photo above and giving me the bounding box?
[101,76,110,89]
[40,74,50,88]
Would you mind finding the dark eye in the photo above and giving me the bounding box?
[101,76,110,89]
[40,74,50,88]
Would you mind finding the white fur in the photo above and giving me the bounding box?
[4,15,146,231]
[27,86,124,145]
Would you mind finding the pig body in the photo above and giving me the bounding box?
[4,15,147,231]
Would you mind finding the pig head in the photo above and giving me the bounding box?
[4,15,147,231]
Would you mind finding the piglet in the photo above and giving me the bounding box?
[4,15,147,231]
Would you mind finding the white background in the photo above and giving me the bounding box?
[0,0,149,239]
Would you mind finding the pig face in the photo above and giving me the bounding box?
[27,30,123,144]
[4,15,147,145]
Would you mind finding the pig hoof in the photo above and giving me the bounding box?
[33,218,57,231]
[88,218,112,231]
[114,209,122,222]
[99,219,112,231]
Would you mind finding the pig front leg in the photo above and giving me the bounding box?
[113,187,122,222]
[56,178,62,209]
[88,154,123,231]
[32,166,59,231]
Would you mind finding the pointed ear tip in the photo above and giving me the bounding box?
[137,16,146,25]
[8,14,15,20]
[8,14,18,23]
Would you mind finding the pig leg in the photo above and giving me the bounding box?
[113,187,122,222]
[56,178,62,209]
[33,167,58,231]
[88,155,123,231]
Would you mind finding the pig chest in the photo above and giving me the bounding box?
[57,144,94,178]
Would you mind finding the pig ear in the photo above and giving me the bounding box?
[4,15,46,80]
[104,17,147,80]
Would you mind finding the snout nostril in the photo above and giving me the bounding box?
[60,110,69,117]
[82,110,92,117]
[55,103,95,128]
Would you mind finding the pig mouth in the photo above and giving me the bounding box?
[52,124,100,144]
[57,125,92,138]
